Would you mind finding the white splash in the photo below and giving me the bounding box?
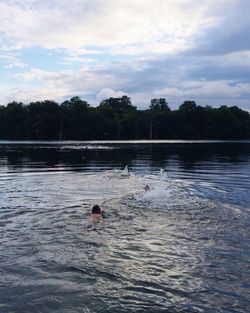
[159,168,168,180]
[121,165,130,177]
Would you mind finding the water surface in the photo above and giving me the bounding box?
[0,141,249,313]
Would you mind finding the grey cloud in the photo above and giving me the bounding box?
[187,63,250,82]
[188,1,250,57]
[99,55,187,94]
[191,23,250,56]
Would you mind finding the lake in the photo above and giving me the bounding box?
[0,141,249,313]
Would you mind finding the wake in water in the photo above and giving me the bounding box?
[1,163,249,313]
[95,166,205,218]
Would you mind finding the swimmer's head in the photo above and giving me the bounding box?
[145,184,150,192]
[92,204,102,215]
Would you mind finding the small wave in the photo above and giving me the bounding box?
[59,145,116,150]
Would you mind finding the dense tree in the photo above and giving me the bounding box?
[177,101,208,139]
[60,97,89,139]
[1,102,27,139]
[99,96,137,139]
[148,98,171,139]
[0,96,250,140]
[150,98,170,111]
[27,100,60,140]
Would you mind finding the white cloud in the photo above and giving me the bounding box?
[7,65,128,104]
[155,87,184,97]
[193,81,250,98]
[0,0,250,110]
[0,53,27,68]
[156,80,250,99]
[217,50,250,67]
[3,62,250,108]
[96,88,127,101]
[0,0,218,54]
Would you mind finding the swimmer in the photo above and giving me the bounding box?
[144,184,150,192]
[91,204,106,221]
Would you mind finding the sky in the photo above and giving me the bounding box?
[0,0,250,110]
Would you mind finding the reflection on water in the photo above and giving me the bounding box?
[0,141,249,313]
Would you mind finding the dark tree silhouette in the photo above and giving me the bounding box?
[0,96,249,140]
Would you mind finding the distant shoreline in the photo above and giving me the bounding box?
[1,139,250,145]
[1,97,250,140]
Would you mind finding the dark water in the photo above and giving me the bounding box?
[0,141,249,313]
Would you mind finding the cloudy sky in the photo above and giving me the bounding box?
[0,0,250,110]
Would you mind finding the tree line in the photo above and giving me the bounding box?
[0,96,250,140]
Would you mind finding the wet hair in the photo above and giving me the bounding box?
[92,204,101,214]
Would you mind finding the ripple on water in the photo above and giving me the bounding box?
[0,165,249,312]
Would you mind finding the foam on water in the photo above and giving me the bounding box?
[121,165,130,177]
[141,182,171,202]
[60,145,116,150]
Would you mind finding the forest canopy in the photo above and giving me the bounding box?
[0,96,250,140]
